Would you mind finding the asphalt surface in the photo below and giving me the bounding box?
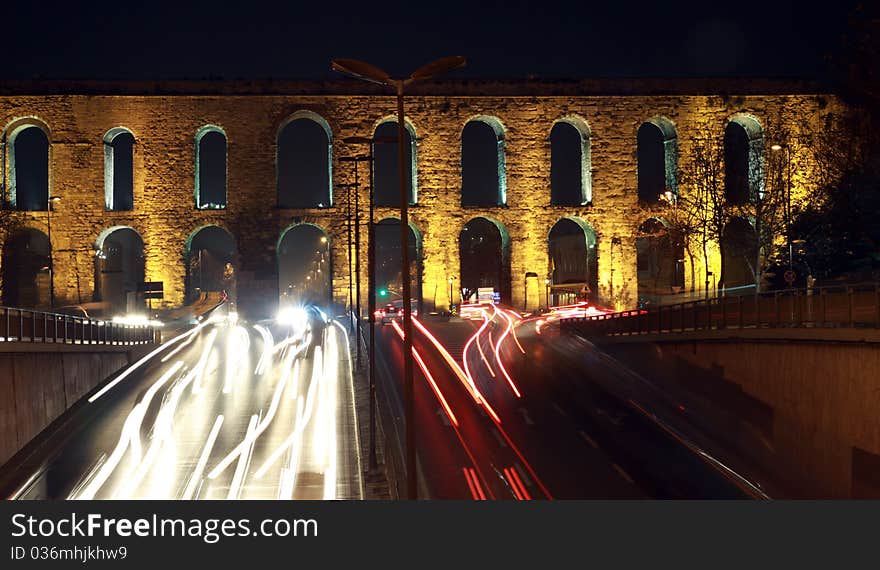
[2,308,363,500]
[374,305,762,499]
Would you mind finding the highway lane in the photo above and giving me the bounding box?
[391,305,763,499]
[428,307,644,499]
[3,308,363,500]
[376,319,553,499]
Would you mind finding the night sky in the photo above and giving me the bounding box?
[3,1,861,80]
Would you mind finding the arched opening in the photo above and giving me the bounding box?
[195,126,227,209]
[461,117,506,207]
[548,217,598,306]
[103,127,134,211]
[2,228,50,308]
[373,218,422,306]
[459,217,510,303]
[10,125,49,211]
[636,218,685,305]
[724,115,764,205]
[637,118,677,204]
[721,217,758,292]
[94,227,145,313]
[550,119,591,206]
[185,226,237,304]
[277,224,331,307]
[276,112,332,209]
[373,119,417,207]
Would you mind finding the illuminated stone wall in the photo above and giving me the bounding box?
[0,81,842,315]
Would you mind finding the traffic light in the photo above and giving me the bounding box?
[378,288,388,297]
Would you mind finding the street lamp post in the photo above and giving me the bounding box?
[340,157,369,365]
[343,137,397,472]
[46,195,61,308]
[332,56,466,500]
[336,181,359,332]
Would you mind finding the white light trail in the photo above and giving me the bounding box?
[116,360,204,498]
[252,324,275,376]
[227,414,258,500]
[89,321,209,403]
[254,345,322,478]
[207,353,292,479]
[182,415,225,500]
[74,361,184,499]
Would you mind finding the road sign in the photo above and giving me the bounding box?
[784,270,796,284]
[139,281,164,299]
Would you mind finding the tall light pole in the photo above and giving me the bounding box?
[332,56,466,500]
[336,181,358,330]
[340,158,367,364]
[47,195,61,308]
[343,136,396,473]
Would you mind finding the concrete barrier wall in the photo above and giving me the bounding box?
[0,350,129,467]
[599,336,880,498]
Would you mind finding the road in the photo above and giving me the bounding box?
[374,304,765,499]
[3,307,363,500]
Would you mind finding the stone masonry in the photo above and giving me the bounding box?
[0,78,843,316]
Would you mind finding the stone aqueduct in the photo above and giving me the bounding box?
[0,79,840,316]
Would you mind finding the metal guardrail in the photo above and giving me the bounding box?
[561,283,880,337]
[0,306,158,346]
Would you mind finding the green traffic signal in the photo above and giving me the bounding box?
[378,288,388,297]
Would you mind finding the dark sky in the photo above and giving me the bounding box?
[4,0,860,80]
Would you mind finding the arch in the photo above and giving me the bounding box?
[94,226,145,312]
[373,217,423,305]
[720,217,758,291]
[372,118,418,206]
[548,217,598,306]
[2,228,50,307]
[550,116,591,205]
[7,120,50,211]
[277,223,332,307]
[459,216,511,303]
[103,127,135,211]
[195,125,227,209]
[637,116,677,204]
[724,114,764,204]
[635,217,685,304]
[461,116,507,207]
[185,225,238,303]
[276,110,333,209]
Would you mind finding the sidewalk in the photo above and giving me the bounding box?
[346,320,392,499]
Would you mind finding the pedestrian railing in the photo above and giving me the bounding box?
[0,306,158,346]
[560,283,880,338]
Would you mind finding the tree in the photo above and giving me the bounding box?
[728,119,791,292]
[675,128,728,297]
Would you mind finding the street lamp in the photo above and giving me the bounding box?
[340,157,368,360]
[47,195,61,308]
[332,55,466,500]
[336,180,359,332]
[343,135,397,473]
